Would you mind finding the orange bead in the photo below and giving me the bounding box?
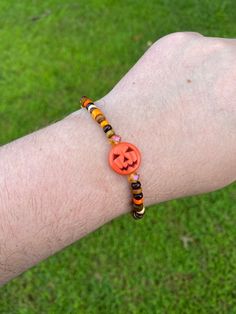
[100,120,109,128]
[132,197,143,205]
[80,96,93,108]
[91,108,102,119]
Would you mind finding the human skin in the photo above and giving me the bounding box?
[0,32,235,285]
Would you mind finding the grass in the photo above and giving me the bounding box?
[0,0,236,313]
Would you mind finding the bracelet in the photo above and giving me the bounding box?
[80,96,145,220]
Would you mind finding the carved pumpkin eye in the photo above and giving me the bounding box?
[113,153,120,160]
[109,142,141,175]
[126,147,133,153]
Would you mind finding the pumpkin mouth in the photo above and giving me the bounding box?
[120,160,138,171]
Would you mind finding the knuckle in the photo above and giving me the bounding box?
[163,31,202,42]
[148,32,203,62]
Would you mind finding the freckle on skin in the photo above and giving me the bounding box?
[187,79,192,83]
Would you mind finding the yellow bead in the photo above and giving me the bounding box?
[91,108,102,119]
[128,173,140,182]
[100,120,109,128]
[106,129,115,138]
[132,188,142,194]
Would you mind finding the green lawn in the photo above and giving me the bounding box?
[0,0,236,313]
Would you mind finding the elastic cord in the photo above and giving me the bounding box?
[80,96,145,219]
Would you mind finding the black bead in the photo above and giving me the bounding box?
[103,124,112,133]
[131,181,141,189]
[133,193,143,200]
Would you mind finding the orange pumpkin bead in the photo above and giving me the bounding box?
[109,142,141,175]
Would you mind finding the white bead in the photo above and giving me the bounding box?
[87,104,97,112]
[136,207,145,214]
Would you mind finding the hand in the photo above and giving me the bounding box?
[97,32,236,205]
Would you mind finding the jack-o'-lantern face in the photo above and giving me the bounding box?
[108,142,141,175]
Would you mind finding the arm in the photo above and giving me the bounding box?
[0,32,236,285]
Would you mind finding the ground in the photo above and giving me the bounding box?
[0,1,236,313]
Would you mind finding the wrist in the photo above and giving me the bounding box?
[93,94,173,207]
[63,108,132,219]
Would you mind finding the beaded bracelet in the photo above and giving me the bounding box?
[80,96,145,220]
